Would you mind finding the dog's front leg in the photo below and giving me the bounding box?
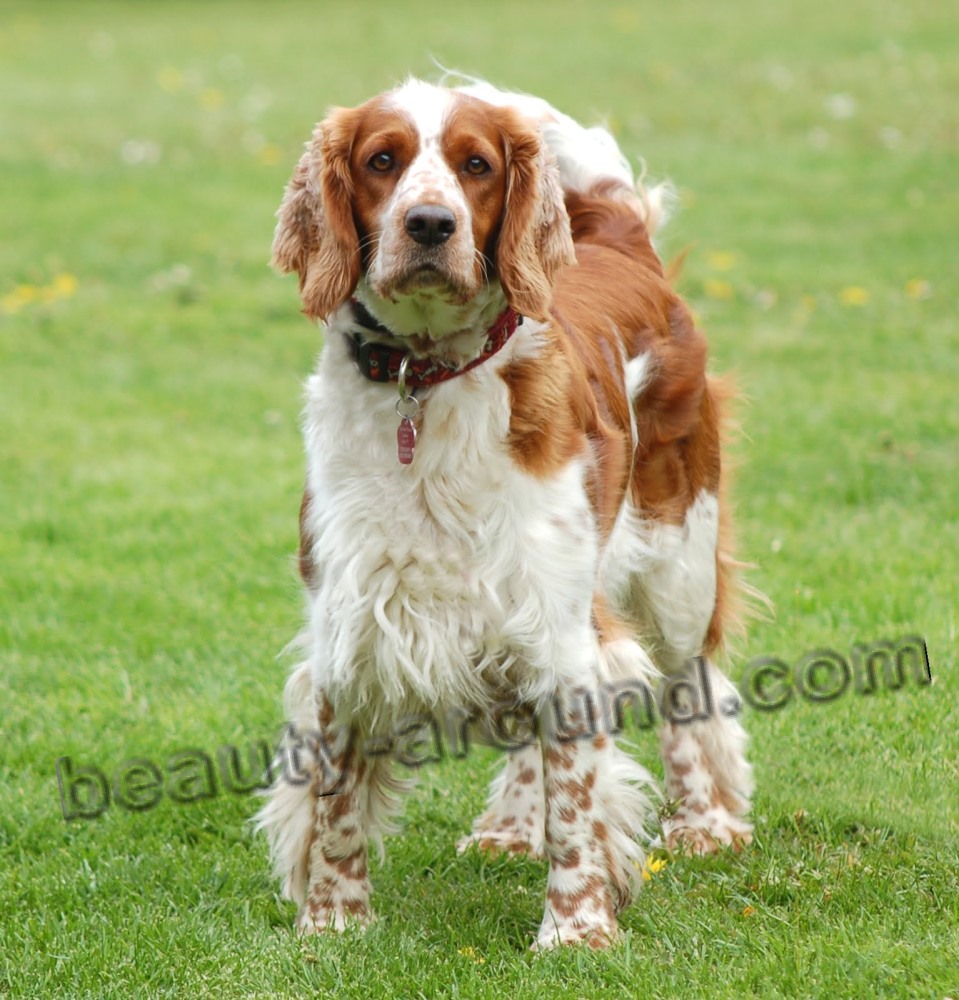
[534,687,655,950]
[296,722,376,934]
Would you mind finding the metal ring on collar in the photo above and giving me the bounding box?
[395,394,419,420]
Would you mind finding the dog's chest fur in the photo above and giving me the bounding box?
[299,327,597,727]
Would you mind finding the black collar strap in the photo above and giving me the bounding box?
[345,301,522,388]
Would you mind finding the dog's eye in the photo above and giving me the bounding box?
[368,152,395,172]
[464,156,491,176]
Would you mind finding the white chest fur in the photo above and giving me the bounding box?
[300,331,597,728]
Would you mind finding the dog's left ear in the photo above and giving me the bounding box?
[495,112,576,321]
[272,107,361,320]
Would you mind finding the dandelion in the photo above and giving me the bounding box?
[157,67,183,93]
[240,86,274,122]
[51,273,78,297]
[2,273,78,314]
[457,946,486,965]
[879,126,902,150]
[610,7,640,32]
[704,279,734,301]
[905,278,931,300]
[641,855,668,881]
[766,65,794,92]
[742,905,757,917]
[121,139,161,166]
[2,284,39,314]
[707,251,737,272]
[824,93,857,120]
[257,143,283,167]
[198,87,225,111]
[2,293,25,314]
[839,286,869,307]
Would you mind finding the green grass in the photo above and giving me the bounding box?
[1,0,957,996]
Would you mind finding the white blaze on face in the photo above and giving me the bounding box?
[368,82,474,300]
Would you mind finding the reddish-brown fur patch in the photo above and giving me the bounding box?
[502,189,736,650]
[546,874,615,920]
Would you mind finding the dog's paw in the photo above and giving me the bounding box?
[531,915,619,951]
[456,828,544,859]
[663,809,753,855]
[296,900,375,935]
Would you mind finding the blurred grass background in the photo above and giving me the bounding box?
[1,1,956,996]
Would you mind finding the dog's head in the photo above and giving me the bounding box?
[272,79,575,326]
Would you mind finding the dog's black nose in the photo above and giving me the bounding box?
[404,205,457,246]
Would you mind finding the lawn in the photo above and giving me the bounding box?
[1,0,957,997]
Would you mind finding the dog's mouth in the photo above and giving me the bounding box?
[389,262,476,304]
[366,232,484,312]
[404,264,444,287]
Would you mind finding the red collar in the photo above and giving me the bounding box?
[345,302,522,388]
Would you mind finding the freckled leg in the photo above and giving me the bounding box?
[535,721,654,950]
[457,742,545,858]
[257,667,410,934]
[659,658,753,854]
[296,725,375,933]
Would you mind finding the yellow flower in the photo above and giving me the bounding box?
[51,272,78,297]
[704,279,734,301]
[742,905,756,917]
[905,278,931,300]
[2,274,77,312]
[257,142,283,167]
[156,67,183,93]
[610,7,640,32]
[2,285,39,313]
[839,286,869,306]
[641,855,668,881]
[707,251,737,272]
[198,87,225,110]
[457,946,486,965]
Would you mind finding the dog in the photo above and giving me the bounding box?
[256,78,754,950]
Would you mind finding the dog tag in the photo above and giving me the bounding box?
[397,417,416,464]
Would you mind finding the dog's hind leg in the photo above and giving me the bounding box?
[658,657,754,854]
[635,488,755,854]
[457,742,546,858]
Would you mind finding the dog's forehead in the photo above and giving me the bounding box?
[381,80,498,150]
[384,80,457,144]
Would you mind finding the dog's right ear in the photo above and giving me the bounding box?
[272,108,361,320]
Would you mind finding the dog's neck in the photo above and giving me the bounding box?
[346,298,522,389]
[351,279,510,366]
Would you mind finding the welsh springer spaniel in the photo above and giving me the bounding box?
[257,78,754,950]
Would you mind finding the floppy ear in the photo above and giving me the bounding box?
[495,113,576,321]
[272,108,361,320]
